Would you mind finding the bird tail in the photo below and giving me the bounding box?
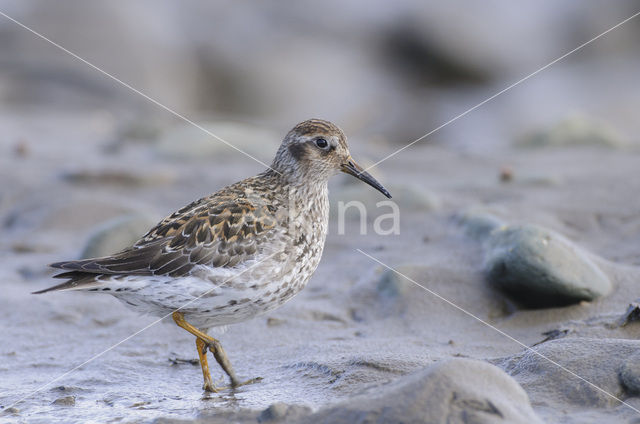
[32,270,104,294]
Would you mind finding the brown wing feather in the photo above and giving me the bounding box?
[41,179,283,293]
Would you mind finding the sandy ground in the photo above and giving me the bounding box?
[1,107,640,423]
[1,3,640,422]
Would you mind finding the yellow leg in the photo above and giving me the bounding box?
[195,338,216,392]
[172,312,260,390]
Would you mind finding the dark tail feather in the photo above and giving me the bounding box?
[32,280,82,294]
[33,270,101,294]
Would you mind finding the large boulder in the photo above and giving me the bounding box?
[500,338,640,409]
[308,358,542,424]
[620,351,640,395]
[518,115,627,149]
[483,224,611,308]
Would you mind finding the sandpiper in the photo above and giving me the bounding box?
[35,119,391,392]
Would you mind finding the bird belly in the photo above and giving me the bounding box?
[107,247,323,329]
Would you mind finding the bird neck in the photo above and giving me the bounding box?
[259,169,330,247]
[262,168,329,212]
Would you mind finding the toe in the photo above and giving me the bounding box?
[202,382,219,393]
[231,377,263,388]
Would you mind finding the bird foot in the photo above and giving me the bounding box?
[202,376,261,393]
[202,381,220,393]
[230,376,263,389]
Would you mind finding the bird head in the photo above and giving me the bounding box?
[272,119,391,198]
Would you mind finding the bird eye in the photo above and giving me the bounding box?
[314,138,329,149]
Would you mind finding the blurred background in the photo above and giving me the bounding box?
[2,0,639,253]
[2,1,640,422]
[1,0,639,151]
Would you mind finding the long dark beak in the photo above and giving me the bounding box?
[341,159,392,198]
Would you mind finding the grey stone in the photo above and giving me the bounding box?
[308,358,542,424]
[52,395,75,406]
[258,402,312,422]
[81,214,156,259]
[61,169,174,187]
[155,409,260,424]
[376,266,414,299]
[380,22,492,87]
[518,174,564,187]
[501,338,640,408]
[456,207,506,241]
[483,224,611,308]
[620,351,640,395]
[266,317,286,327]
[519,114,626,149]
[616,302,640,327]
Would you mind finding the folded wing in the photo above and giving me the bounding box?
[35,191,281,294]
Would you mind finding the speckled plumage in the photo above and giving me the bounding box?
[36,119,391,391]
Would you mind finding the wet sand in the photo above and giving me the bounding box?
[1,108,640,423]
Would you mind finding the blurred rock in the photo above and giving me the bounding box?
[616,302,640,327]
[51,385,83,394]
[620,351,640,395]
[117,118,167,142]
[10,242,51,254]
[62,169,174,187]
[51,395,75,406]
[517,173,564,187]
[81,214,156,258]
[13,138,29,157]
[309,358,542,423]
[499,165,514,182]
[0,1,200,112]
[155,121,279,162]
[455,207,506,241]
[376,266,415,300]
[266,317,286,327]
[519,114,627,149]
[483,224,611,308]
[303,310,348,325]
[330,184,439,221]
[380,20,492,87]
[501,338,640,407]
[258,402,312,423]
[156,409,259,424]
